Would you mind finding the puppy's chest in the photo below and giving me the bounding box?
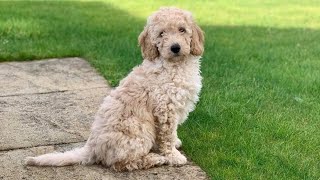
[161,65,201,108]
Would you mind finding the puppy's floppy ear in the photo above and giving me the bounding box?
[190,23,204,56]
[138,26,159,61]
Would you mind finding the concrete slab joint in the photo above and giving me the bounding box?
[0,58,208,180]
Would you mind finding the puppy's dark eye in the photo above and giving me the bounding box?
[159,31,164,37]
[179,27,186,33]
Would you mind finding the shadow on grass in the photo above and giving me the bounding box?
[1,1,320,179]
[181,25,320,179]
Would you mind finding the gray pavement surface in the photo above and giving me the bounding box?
[0,58,208,180]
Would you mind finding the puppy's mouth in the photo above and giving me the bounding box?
[173,53,180,57]
[168,53,186,61]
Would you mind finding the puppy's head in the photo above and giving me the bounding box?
[139,7,204,61]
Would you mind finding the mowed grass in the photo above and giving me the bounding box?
[1,1,320,179]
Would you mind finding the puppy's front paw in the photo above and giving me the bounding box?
[165,148,187,166]
[175,138,182,149]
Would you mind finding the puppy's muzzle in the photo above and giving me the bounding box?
[171,43,181,54]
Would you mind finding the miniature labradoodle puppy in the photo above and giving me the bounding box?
[25,7,204,171]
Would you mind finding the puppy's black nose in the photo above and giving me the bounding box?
[171,43,181,54]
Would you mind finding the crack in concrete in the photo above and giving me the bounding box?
[0,141,86,152]
[40,117,85,140]
[0,86,108,98]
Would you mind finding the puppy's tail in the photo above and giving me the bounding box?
[25,146,90,166]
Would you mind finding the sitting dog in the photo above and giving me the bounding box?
[26,7,204,171]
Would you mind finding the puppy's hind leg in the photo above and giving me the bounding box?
[141,152,166,169]
[112,153,166,171]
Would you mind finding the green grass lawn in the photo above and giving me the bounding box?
[1,0,320,179]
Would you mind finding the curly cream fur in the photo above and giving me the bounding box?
[25,7,204,171]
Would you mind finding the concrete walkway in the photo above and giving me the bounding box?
[0,58,208,180]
